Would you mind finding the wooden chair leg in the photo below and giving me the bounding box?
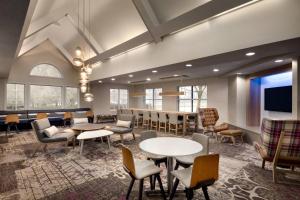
[156,174,166,200]
[202,186,210,200]
[138,179,144,200]
[169,178,179,200]
[126,178,135,200]
[262,159,265,169]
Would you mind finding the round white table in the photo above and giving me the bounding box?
[139,137,203,193]
[77,130,113,155]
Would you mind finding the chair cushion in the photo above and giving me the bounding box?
[116,120,131,128]
[134,159,161,180]
[106,126,131,134]
[44,126,59,137]
[172,167,192,188]
[175,153,204,165]
[51,131,75,140]
[220,129,242,136]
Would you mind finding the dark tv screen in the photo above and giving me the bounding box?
[264,86,292,112]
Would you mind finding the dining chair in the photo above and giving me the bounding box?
[158,112,168,133]
[174,133,209,169]
[140,130,168,190]
[133,110,143,128]
[142,111,151,129]
[5,114,20,135]
[121,145,166,200]
[36,113,48,120]
[168,113,183,135]
[63,112,73,127]
[150,111,159,130]
[170,154,219,200]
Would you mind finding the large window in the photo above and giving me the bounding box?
[145,88,162,110]
[65,87,79,108]
[110,89,128,110]
[30,64,62,78]
[178,85,207,112]
[30,85,62,109]
[6,84,25,110]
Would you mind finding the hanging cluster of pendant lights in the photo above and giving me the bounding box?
[73,0,94,102]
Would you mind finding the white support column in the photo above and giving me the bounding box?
[292,57,300,119]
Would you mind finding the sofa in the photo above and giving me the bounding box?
[0,108,93,132]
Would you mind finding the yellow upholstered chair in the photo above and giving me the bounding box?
[86,110,94,123]
[170,154,219,200]
[36,113,48,120]
[5,114,20,135]
[63,112,73,127]
[121,145,166,200]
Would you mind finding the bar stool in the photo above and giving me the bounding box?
[158,112,168,133]
[150,111,159,130]
[133,110,143,128]
[5,114,20,135]
[169,113,183,135]
[142,111,151,129]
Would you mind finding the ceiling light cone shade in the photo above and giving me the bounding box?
[85,65,92,75]
[73,57,83,66]
[80,71,88,79]
[75,46,82,56]
[80,79,89,84]
[84,92,94,102]
[80,84,87,93]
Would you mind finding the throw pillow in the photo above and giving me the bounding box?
[116,120,131,128]
[44,126,59,137]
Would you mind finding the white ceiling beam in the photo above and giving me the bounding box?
[87,31,153,64]
[15,0,38,58]
[65,14,103,55]
[157,0,254,36]
[48,37,74,65]
[132,0,161,42]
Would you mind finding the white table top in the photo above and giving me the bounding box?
[139,137,203,157]
[77,130,113,140]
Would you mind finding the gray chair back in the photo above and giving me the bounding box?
[151,111,158,121]
[158,112,167,122]
[192,133,209,155]
[117,114,136,129]
[140,130,157,141]
[143,111,150,120]
[169,113,179,124]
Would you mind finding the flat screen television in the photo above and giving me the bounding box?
[264,86,292,112]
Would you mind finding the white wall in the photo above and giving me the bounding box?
[0,78,7,110]
[260,71,293,121]
[130,77,229,123]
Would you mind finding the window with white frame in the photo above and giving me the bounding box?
[30,85,62,109]
[30,64,62,78]
[65,87,79,108]
[110,89,128,110]
[178,85,207,112]
[145,88,162,110]
[6,84,25,110]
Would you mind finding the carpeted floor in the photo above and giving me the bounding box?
[0,128,299,200]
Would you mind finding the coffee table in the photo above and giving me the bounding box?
[77,130,114,155]
[72,123,104,132]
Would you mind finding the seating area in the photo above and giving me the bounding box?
[1,1,300,199]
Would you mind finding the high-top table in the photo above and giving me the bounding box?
[139,137,203,193]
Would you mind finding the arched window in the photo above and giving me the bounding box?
[30,64,62,78]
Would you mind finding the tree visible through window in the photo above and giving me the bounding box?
[30,85,62,109]
[6,84,25,110]
[110,89,128,110]
[30,64,62,78]
[65,87,79,108]
[145,88,162,110]
[178,85,207,112]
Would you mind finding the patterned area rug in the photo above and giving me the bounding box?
[0,128,299,200]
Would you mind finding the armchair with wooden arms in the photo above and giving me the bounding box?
[255,118,300,183]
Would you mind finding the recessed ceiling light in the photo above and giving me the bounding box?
[146,78,151,81]
[152,70,158,73]
[185,64,192,67]
[173,74,179,77]
[128,74,133,78]
[245,52,255,56]
[213,68,219,72]
[236,72,242,75]
[275,59,283,63]
[98,80,102,83]
[111,78,115,81]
